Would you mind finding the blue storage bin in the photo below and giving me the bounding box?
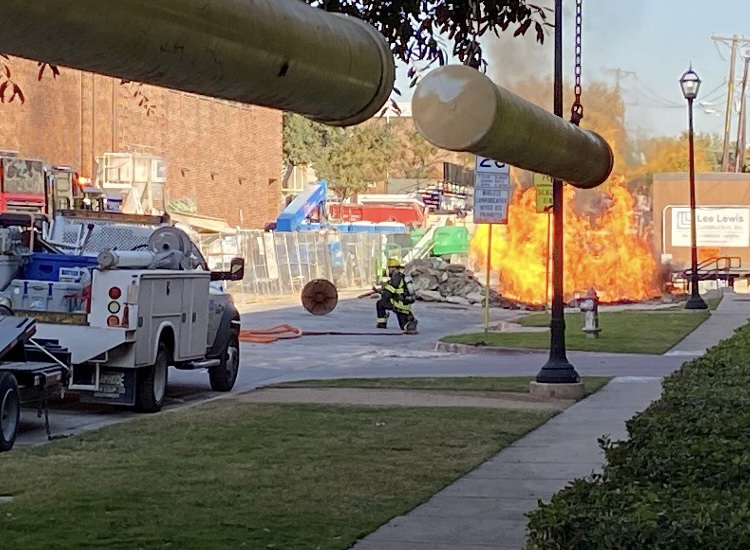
[24,253,99,282]
[375,223,407,234]
[348,223,376,234]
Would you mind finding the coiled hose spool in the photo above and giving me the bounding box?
[148,226,193,254]
[301,279,339,316]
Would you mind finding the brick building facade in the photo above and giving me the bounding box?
[0,57,282,228]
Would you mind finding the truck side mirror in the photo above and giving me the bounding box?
[229,257,245,280]
[210,257,245,281]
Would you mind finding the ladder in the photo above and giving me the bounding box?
[403,217,448,264]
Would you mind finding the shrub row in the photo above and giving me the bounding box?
[525,322,750,549]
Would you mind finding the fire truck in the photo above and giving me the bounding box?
[0,154,47,213]
[0,152,104,216]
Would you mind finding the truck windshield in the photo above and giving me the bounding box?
[190,242,209,271]
[1,158,45,195]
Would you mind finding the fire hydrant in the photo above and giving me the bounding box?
[579,287,602,339]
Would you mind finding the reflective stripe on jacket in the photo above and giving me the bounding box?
[382,271,406,298]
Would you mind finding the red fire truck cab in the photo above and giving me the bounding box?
[0,155,104,215]
[0,156,47,213]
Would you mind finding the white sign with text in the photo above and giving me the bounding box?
[670,206,750,248]
[473,156,510,224]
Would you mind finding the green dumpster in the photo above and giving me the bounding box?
[432,227,469,257]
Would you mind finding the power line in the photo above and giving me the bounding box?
[602,67,636,88]
[600,72,679,110]
[632,75,684,108]
[713,40,728,61]
[701,81,729,103]
[601,67,638,106]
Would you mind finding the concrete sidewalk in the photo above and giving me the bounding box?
[351,291,750,550]
[666,289,750,356]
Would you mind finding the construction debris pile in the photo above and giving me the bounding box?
[404,258,522,309]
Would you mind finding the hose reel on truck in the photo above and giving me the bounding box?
[147,226,194,256]
[97,226,196,272]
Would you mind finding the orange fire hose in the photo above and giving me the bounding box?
[238,324,409,344]
[239,325,303,344]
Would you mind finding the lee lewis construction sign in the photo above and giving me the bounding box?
[473,156,510,224]
[670,206,750,248]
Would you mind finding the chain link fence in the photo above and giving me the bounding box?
[197,230,386,300]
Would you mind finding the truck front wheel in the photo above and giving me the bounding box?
[209,333,239,392]
[135,342,169,413]
[0,372,20,453]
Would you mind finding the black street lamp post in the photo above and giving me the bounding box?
[680,67,708,311]
[536,0,580,384]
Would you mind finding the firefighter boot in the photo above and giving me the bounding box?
[376,303,390,329]
[404,318,419,335]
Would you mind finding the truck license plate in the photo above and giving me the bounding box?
[96,384,125,395]
[80,368,137,406]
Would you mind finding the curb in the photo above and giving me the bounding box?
[434,341,546,356]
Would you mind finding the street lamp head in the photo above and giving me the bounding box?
[679,67,701,100]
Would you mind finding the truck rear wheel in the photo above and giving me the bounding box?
[135,342,169,413]
[0,372,20,453]
[208,333,239,392]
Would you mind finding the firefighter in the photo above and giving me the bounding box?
[376,258,418,334]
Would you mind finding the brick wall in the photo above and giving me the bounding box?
[0,57,283,228]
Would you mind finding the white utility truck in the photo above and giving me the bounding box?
[0,211,245,428]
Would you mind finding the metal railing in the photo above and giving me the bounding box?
[674,256,743,292]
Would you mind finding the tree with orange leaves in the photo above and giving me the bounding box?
[634,134,714,178]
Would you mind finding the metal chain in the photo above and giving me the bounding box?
[36,389,53,440]
[570,0,584,126]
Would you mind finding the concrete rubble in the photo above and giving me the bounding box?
[404,258,525,309]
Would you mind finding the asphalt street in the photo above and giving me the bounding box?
[14,295,687,449]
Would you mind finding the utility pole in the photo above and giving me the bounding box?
[602,67,636,91]
[602,67,638,106]
[736,53,750,173]
[711,35,750,170]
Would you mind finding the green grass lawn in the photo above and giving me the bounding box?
[274,376,612,396]
[441,310,711,354]
[0,402,551,550]
[706,294,723,311]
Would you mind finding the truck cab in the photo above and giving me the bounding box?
[0,156,47,214]
[48,166,107,213]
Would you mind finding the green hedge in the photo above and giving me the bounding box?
[525,322,750,549]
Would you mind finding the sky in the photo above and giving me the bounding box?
[393,0,750,140]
